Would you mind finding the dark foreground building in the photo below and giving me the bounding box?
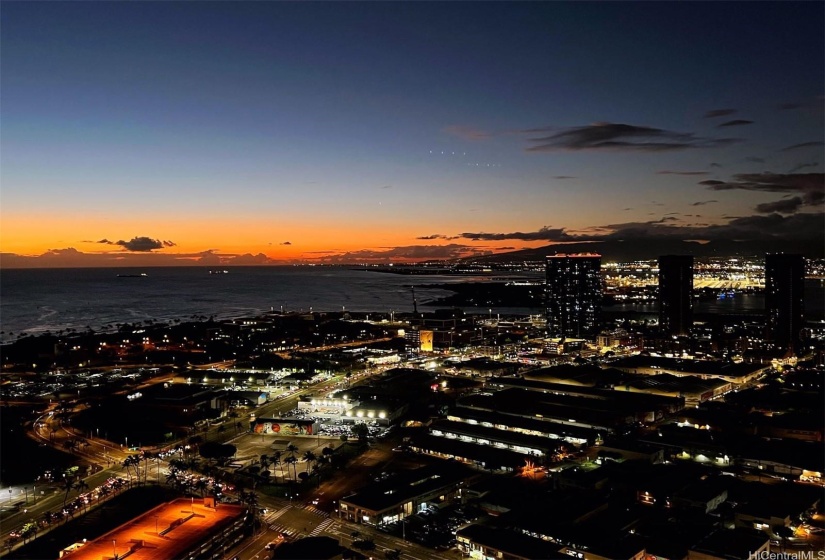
[545,253,602,338]
[658,255,693,337]
[765,253,804,349]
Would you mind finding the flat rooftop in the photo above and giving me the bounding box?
[341,463,472,513]
[64,498,245,560]
[611,356,765,380]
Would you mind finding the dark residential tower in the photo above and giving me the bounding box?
[658,255,694,337]
[765,253,805,348]
[545,254,602,338]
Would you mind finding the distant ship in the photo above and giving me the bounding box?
[209,270,229,275]
[117,273,148,278]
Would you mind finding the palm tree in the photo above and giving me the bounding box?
[270,455,283,481]
[283,456,298,482]
[286,443,299,457]
[193,478,209,497]
[122,457,135,485]
[302,450,317,473]
[62,477,76,508]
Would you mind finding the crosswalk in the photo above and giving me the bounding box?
[303,505,329,517]
[265,505,291,522]
[268,522,299,539]
[308,518,335,537]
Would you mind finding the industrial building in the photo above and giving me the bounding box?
[60,498,248,560]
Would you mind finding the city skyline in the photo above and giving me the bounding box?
[1,2,823,267]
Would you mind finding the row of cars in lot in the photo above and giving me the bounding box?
[378,503,481,551]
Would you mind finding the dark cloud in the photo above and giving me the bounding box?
[525,122,739,153]
[320,244,488,263]
[657,170,709,176]
[281,241,292,245]
[701,172,823,195]
[443,125,492,141]
[777,102,801,110]
[701,172,824,214]
[709,163,723,168]
[623,208,633,211]
[94,236,175,251]
[114,237,167,252]
[781,141,824,152]
[553,175,576,180]
[716,119,753,127]
[703,109,737,118]
[745,157,766,164]
[788,162,819,173]
[416,234,460,240]
[442,211,824,247]
[380,185,393,189]
[459,226,574,242]
[691,200,718,206]
[755,197,804,214]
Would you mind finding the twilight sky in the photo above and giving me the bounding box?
[1,2,823,267]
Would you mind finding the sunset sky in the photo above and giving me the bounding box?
[1,2,822,267]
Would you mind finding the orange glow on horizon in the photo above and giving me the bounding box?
[1,213,548,266]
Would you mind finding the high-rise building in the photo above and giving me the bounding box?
[545,253,602,338]
[765,253,805,348]
[658,255,694,337]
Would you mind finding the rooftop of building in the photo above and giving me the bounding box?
[457,523,565,559]
[340,462,473,513]
[611,355,765,379]
[448,407,598,441]
[488,375,685,409]
[431,419,560,453]
[62,498,245,560]
[731,480,823,520]
[689,528,769,558]
[411,434,530,469]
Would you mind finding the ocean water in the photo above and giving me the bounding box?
[1,267,822,343]
[0,266,527,342]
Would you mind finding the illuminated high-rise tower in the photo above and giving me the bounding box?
[545,254,602,338]
[658,255,693,337]
[765,253,804,348]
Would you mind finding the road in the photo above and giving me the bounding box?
[4,361,398,556]
[226,498,447,560]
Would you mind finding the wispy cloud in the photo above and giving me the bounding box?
[416,234,460,240]
[553,175,576,180]
[716,119,753,128]
[780,141,824,152]
[459,226,574,242]
[691,200,718,206]
[443,125,492,141]
[318,244,490,263]
[703,109,737,118]
[700,172,824,214]
[657,170,710,176]
[439,212,824,247]
[525,122,739,152]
